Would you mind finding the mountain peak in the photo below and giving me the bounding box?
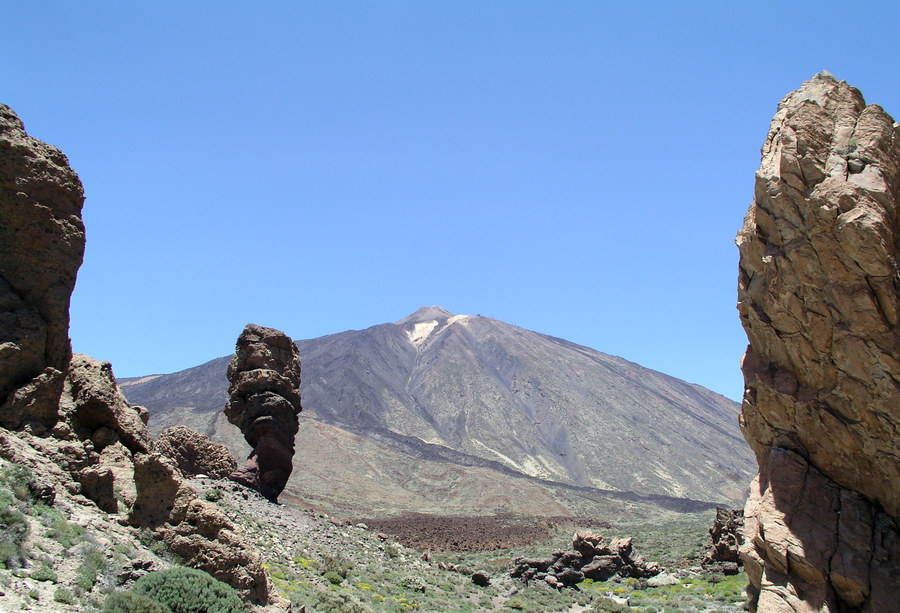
[395,306,454,325]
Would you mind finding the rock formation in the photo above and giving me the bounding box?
[157,425,237,479]
[701,507,743,575]
[736,72,900,611]
[0,104,273,606]
[224,323,302,502]
[0,103,85,432]
[127,452,271,604]
[511,531,659,588]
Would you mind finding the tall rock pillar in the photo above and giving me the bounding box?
[224,324,302,502]
[0,104,85,431]
[736,72,900,611]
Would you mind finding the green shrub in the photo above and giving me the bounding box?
[0,502,29,567]
[0,464,34,503]
[132,567,246,613]
[102,591,172,613]
[324,571,344,585]
[72,541,111,592]
[39,505,84,548]
[54,588,76,605]
[30,563,57,582]
[322,555,353,579]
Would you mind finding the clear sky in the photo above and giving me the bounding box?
[4,2,899,402]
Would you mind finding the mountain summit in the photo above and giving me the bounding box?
[395,305,455,325]
[121,308,755,515]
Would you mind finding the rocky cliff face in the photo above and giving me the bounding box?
[737,72,900,612]
[0,104,85,432]
[225,323,302,502]
[0,105,273,606]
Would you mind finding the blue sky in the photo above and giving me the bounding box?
[4,2,898,401]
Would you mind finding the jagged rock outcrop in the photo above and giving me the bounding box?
[157,425,237,479]
[701,507,743,575]
[737,72,900,611]
[511,531,659,588]
[224,324,301,502]
[0,104,275,606]
[128,452,271,604]
[0,104,85,432]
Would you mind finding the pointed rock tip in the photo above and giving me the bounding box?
[395,306,455,325]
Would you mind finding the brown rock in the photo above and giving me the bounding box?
[581,555,620,581]
[128,452,272,604]
[701,507,744,567]
[225,324,301,502]
[157,425,237,479]
[572,531,608,559]
[513,533,658,586]
[163,498,270,604]
[59,355,153,454]
[737,72,900,612]
[0,104,85,430]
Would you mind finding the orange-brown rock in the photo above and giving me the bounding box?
[737,72,900,612]
[156,425,236,479]
[0,104,85,432]
[128,452,272,604]
[224,324,301,502]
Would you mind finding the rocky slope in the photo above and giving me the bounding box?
[122,306,755,516]
[737,72,900,612]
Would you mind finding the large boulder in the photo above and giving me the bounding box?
[736,72,900,611]
[0,104,85,431]
[157,425,237,479]
[224,324,301,502]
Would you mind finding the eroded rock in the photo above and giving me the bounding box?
[128,452,272,604]
[511,531,659,588]
[701,507,743,574]
[737,71,900,611]
[0,104,85,431]
[224,324,301,502]
[156,425,237,479]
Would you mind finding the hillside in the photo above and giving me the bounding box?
[121,307,754,516]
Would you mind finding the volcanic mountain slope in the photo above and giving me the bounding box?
[121,307,754,514]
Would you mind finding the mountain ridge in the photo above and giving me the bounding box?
[121,307,755,515]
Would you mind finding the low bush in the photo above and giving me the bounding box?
[0,501,29,567]
[131,567,246,613]
[30,563,57,582]
[102,590,171,613]
[324,570,344,585]
[54,588,76,605]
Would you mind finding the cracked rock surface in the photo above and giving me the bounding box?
[737,72,900,612]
